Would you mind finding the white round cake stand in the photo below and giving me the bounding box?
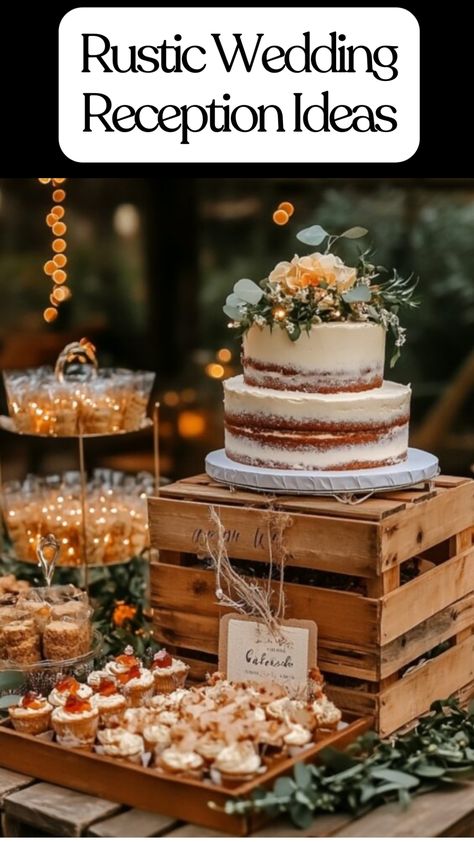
[205,448,440,502]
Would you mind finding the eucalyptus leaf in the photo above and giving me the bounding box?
[288,323,301,342]
[223,304,243,321]
[370,768,419,788]
[233,278,264,304]
[226,292,245,307]
[415,764,449,778]
[273,776,296,798]
[341,226,368,239]
[294,763,312,789]
[289,802,314,829]
[342,285,372,303]
[296,224,328,247]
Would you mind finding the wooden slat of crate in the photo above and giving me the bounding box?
[380,546,474,644]
[149,498,379,577]
[151,563,377,644]
[151,562,379,679]
[158,474,407,521]
[380,592,474,679]
[379,481,474,570]
[378,635,474,736]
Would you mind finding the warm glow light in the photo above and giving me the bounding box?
[178,410,206,438]
[206,363,225,379]
[52,221,67,236]
[43,260,56,276]
[53,254,67,268]
[114,204,140,237]
[53,269,67,285]
[163,391,180,407]
[43,307,58,323]
[278,201,295,217]
[217,348,232,363]
[272,306,287,321]
[52,238,67,253]
[52,286,71,303]
[273,209,289,226]
[53,189,66,203]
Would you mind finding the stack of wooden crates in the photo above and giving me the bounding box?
[149,474,474,736]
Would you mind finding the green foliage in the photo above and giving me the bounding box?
[221,698,474,828]
[223,221,416,360]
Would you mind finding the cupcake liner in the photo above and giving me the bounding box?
[152,667,189,695]
[52,712,99,747]
[9,709,52,736]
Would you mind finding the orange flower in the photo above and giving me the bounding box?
[112,602,137,627]
[269,253,356,294]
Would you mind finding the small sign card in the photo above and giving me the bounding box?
[219,613,317,697]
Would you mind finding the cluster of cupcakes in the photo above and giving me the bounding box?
[0,586,91,665]
[8,647,343,784]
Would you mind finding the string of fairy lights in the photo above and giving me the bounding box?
[37,178,69,323]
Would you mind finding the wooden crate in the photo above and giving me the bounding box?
[149,474,474,737]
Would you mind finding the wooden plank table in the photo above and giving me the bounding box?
[1,767,474,837]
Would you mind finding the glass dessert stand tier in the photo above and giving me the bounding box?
[0,630,103,709]
[205,448,440,503]
[0,411,159,585]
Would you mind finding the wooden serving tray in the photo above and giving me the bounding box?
[0,715,371,834]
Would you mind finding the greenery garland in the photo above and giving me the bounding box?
[221,698,474,829]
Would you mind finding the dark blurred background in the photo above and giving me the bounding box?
[0,177,473,482]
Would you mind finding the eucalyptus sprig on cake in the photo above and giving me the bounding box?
[223,223,418,366]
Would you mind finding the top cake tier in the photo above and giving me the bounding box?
[242,322,385,394]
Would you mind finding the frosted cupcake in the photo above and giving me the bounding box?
[151,649,189,694]
[100,732,144,765]
[90,677,127,726]
[97,727,130,747]
[51,694,99,748]
[142,722,171,754]
[105,650,153,706]
[311,695,341,731]
[87,669,110,690]
[195,734,228,765]
[9,692,52,735]
[157,746,204,778]
[213,741,262,784]
[283,723,313,748]
[48,675,93,707]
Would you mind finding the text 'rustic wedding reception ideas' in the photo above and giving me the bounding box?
[58,7,420,163]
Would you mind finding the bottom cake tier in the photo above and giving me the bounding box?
[223,375,411,470]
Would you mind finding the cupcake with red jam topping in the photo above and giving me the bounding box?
[51,693,99,748]
[9,691,52,735]
[91,676,127,726]
[105,648,153,706]
[48,675,93,707]
[151,649,189,694]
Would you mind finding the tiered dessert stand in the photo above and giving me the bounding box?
[0,340,160,590]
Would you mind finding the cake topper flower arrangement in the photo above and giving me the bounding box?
[224,221,418,366]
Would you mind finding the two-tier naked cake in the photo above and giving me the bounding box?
[222,221,417,471]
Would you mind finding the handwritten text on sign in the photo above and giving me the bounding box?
[219,614,317,696]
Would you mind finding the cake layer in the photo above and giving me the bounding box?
[223,376,411,470]
[242,322,386,393]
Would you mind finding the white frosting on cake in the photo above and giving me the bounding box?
[224,376,411,430]
[224,423,409,470]
[243,322,385,392]
[223,319,411,471]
